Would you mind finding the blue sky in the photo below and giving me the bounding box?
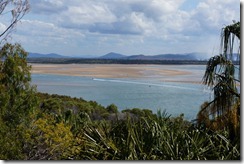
[0,0,240,58]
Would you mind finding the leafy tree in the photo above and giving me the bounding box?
[0,43,38,159]
[0,43,37,125]
[0,0,30,44]
[198,22,240,140]
[106,104,118,113]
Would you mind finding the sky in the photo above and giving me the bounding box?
[0,0,241,58]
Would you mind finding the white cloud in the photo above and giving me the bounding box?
[59,2,116,28]
[8,0,240,56]
[17,20,83,39]
[27,0,240,37]
[29,0,66,14]
[89,11,155,35]
[12,19,85,55]
[192,0,240,31]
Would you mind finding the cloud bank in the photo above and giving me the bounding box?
[1,0,240,56]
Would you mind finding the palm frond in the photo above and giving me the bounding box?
[198,21,240,137]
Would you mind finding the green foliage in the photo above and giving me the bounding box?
[122,108,157,119]
[0,43,37,125]
[29,92,241,160]
[199,22,240,141]
[73,113,239,160]
[0,119,25,159]
[0,43,38,159]
[106,104,118,113]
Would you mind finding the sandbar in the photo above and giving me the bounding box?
[30,64,204,83]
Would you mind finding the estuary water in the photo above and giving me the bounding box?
[31,65,212,120]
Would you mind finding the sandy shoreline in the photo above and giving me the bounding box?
[30,63,203,83]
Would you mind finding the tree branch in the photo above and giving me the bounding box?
[0,0,30,43]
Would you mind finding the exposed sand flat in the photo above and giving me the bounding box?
[30,64,203,83]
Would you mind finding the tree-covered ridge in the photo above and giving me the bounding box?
[0,43,240,160]
[27,57,209,65]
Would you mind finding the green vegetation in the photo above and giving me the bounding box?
[0,42,240,160]
[197,22,240,143]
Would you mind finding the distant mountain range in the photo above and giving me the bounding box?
[28,52,207,60]
[28,52,70,58]
[99,52,205,60]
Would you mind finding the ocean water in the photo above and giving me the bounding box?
[31,65,212,120]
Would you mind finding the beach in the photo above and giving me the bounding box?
[30,64,204,83]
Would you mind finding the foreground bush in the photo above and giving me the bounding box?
[72,112,240,160]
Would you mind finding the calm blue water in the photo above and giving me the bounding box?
[31,65,213,120]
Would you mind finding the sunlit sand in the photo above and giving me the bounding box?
[30,64,204,84]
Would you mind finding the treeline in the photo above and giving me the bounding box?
[27,57,209,65]
[36,92,156,122]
